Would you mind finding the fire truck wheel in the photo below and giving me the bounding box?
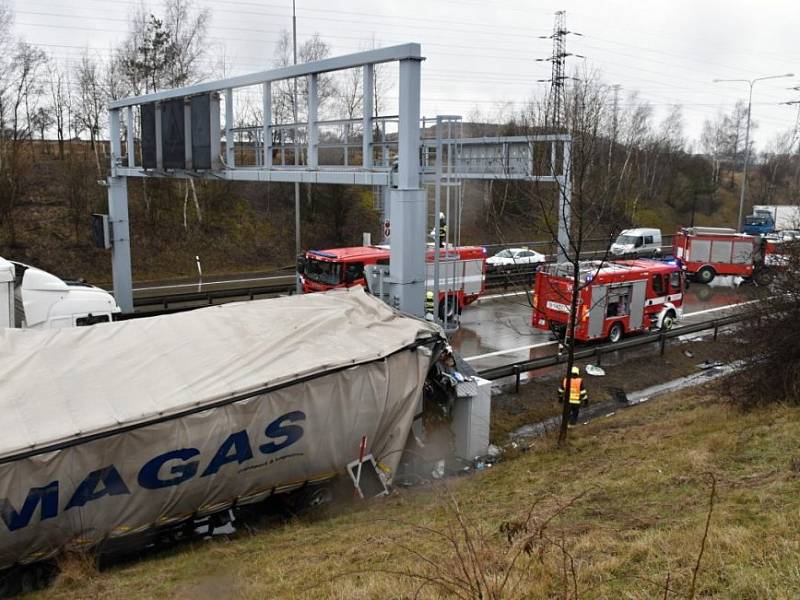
[608,322,624,343]
[696,266,716,284]
[660,310,676,331]
[439,295,458,320]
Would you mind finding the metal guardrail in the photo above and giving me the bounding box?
[476,311,749,385]
[129,237,677,312]
[133,280,295,311]
[131,269,537,313]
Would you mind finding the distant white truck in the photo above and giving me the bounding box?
[0,257,119,329]
[743,205,800,236]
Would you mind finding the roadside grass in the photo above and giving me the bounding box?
[489,334,747,441]
[34,383,800,599]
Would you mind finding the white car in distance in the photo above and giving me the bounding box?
[486,248,546,271]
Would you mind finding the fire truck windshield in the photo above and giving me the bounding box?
[305,258,342,285]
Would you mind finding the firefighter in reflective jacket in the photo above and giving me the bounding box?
[559,366,588,427]
[425,290,435,321]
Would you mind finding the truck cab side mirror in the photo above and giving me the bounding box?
[296,255,307,275]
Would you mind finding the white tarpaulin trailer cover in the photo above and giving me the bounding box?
[0,287,443,567]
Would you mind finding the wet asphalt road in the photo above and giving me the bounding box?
[122,269,756,373]
[452,276,757,373]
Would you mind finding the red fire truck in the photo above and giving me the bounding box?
[532,259,685,343]
[672,227,773,284]
[299,244,487,317]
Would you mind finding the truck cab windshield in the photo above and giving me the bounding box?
[305,259,342,285]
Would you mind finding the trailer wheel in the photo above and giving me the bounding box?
[696,266,716,284]
[285,482,336,514]
[608,322,624,343]
[660,310,676,331]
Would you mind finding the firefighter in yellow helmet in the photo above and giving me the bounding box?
[438,212,447,248]
[425,290,435,321]
[558,366,588,428]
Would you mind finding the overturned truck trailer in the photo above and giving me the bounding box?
[0,287,444,568]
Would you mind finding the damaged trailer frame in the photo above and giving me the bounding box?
[0,288,446,569]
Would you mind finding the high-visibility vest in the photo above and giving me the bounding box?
[562,377,584,404]
[425,292,435,313]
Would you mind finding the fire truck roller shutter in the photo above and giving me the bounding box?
[588,284,608,339]
[629,280,647,329]
[689,240,711,263]
[463,259,484,296]
[711,240,733,264]
[732,241,753,264]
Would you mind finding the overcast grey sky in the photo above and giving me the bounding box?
[11,0,800,150]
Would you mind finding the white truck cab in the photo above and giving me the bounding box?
[610,228,663,257]
[1,258,120,329]
[0,258,14,328]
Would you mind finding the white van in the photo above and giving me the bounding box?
[610,228,663,257]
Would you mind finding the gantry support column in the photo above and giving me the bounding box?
[107,108,134,313]
[389,54,425,317]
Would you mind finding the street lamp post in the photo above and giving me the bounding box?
[293,0,302,293]
[713,73,794,231]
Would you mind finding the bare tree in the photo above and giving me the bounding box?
[30,106,53,145]
[162,0,209,88]
[5,42,46,143]
[732,241,800,407]
[758,129,798,201]
[366,36,394,120]
[47,59,69,159]
[520,73,627,445]
[700,114,726,185]
[720,100,755,188]
[116,0,210,96]
[336,66,362,162]
[74,52,106,175]
[272,30,333,127]
[0,41,46,245]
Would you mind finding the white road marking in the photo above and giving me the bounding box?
[681,297,760,318]
[464,340,556,362]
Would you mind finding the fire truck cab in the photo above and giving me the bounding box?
[532,259,685,343]
[299,244,487,317]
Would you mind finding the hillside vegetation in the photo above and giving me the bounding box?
[35,383,800,599]
[1,141,796,285]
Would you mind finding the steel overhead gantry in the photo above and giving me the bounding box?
[420,130,573,267]
[106,43,425,315]
[106,42,572,317]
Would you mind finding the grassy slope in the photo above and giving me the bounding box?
[39,384,800,599]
